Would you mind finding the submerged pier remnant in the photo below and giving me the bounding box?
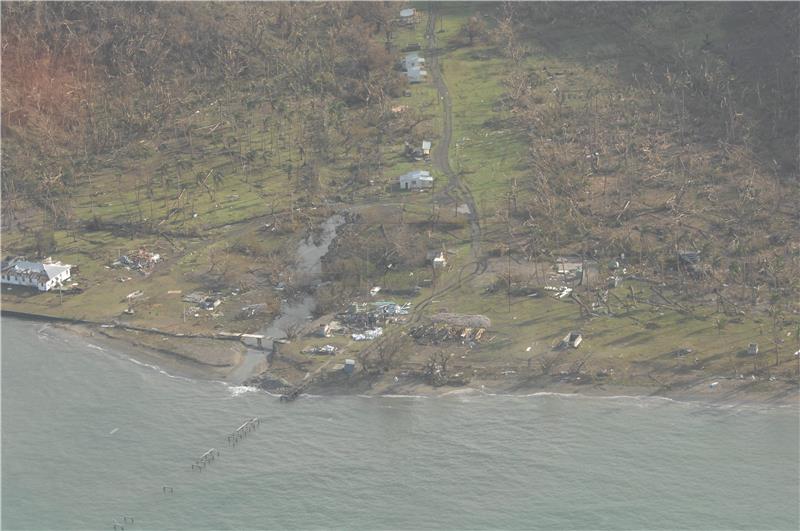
[192,448,219,470]
[227,417,260,446]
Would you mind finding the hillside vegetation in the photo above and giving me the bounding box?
[1,2,798,396]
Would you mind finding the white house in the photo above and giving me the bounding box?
[422,140,432,156]
[1,257,72,291]
[399,170,433,190]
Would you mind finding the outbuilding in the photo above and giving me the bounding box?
[399,170,433,190]
[399,8,417,25]
[422,140,432,157]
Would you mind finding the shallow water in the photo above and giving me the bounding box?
[2,317,798,530]
[232,214,345,383]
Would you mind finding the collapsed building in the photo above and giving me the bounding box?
[410,313,491,345]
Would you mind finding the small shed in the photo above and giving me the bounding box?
[422,140,431,156]
[427,250,447,268]
[399,170,433,190]
[747,343,759,356]
[562,331,582,349]
[343,359,356,375]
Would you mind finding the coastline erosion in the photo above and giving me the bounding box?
[2,316,799,531]
[2,215,797,406]
[11,315,798,407]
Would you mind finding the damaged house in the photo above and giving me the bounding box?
[399,170,433,190]
[1,257,72,291]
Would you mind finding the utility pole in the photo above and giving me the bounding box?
[507,244,512,313]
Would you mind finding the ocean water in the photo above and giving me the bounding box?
[2,317,798,530]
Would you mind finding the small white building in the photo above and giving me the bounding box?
[399,8,417,25]
[1,257,72,291]
[399,170,433,190]
[422,140,432,156]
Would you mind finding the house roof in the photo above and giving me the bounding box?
[422,140,431,150]
[1,258,71,282]
[399,170,432,181]
[404,54,425,71]
[406,68,427,82]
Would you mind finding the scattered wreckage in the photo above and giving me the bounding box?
[411,313,491,346]
[352,327,383,341]
[410,323,486,345]
[302,344,338,356]
[112,248,161,274]
[334,301,411,337]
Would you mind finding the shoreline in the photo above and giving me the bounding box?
[301,368,799,408]
[47,322,238,382]
[7,314,795,408]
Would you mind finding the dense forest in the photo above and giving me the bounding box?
[2,1,407,227]
[477,2,799,308]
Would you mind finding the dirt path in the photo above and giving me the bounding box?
[401,11,490,326]
[425,9,483,264]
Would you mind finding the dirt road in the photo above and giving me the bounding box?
[425,9,483,264]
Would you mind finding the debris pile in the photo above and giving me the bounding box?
[302,344,338,355]
[410,323,486,345]
[112,248,161,274]
[404,141,424,161]
[200,297,221,310]
[373,301,411,316]
[182,291,224,317]
[554,256,583,283]
[333,301,411,340]
[429,313,491,329]
[544,285,572,298]
[352,327,383,341]
[556,331,582,349]
[238,303,268,320]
